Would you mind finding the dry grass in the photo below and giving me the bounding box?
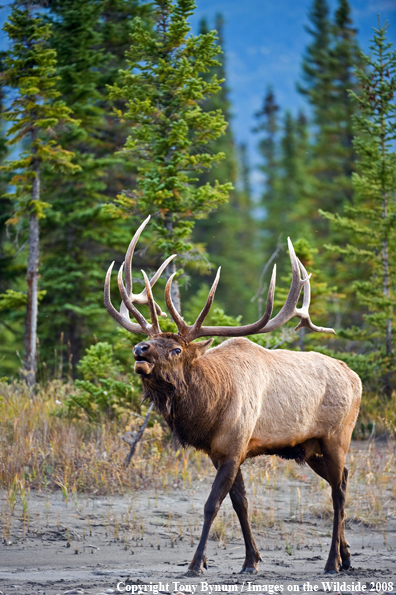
[1,380,396,552]
[0,380,208,495]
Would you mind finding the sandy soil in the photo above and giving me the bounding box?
[1,443,395,595]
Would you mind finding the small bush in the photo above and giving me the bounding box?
[63,342,142,420]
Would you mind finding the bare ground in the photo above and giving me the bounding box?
[1,441,395,595]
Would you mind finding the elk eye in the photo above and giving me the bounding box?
[170,348,181,356]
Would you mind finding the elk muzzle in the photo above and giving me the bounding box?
[133,342,155,375]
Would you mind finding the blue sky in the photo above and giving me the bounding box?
[189,0,396,196]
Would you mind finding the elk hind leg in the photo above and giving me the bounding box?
[187,457,239,576]
[229,468,261,574]
[307,443,350,573]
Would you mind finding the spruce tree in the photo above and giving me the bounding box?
[109,0,232,313]
[0,51,21,378]
[298,0,332,126]
[254,86,279,236]
[254,90,313,273]
[320,21,396,397]
[39,0,117,368]
[1,4,79,386]
[298,0,361,223]
[37,0,148,369]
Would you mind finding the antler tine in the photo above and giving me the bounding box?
[297,258,311,312]
[257,238,309,333]
[124,215,151,296]
[104,262,149,335]
[138,254,178,318]
[294,260,336,335]
[141,270,161,335]
[258,239,335,335]
[117,263,152,335]
[123,217,175,319]
[180,264,276,342]
[149,254,177,289]
[165,273,189,335]
[188,267,221,336]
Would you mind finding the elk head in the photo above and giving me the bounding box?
[104,216,335,379]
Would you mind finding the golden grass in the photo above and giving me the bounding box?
[0,380,208,494]
[1,380,395,542]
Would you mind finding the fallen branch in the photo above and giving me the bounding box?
[121,403,154,467]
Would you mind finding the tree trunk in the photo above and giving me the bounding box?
[382,238,392,355]
[25,164,40,389]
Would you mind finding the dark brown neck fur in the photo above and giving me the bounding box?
[142,348,234,451]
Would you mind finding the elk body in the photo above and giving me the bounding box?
[105,217,362,576]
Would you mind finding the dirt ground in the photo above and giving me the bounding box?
[1,442,395,595]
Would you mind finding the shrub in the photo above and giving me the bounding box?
[63,342,142,420]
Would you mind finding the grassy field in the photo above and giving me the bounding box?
[1,380,396,531]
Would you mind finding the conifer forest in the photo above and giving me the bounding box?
[0,0,396,431]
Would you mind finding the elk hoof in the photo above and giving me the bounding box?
[341,558,351,570]
[185,569,204,577]
[239,567,258,575]
[325,569,337,574]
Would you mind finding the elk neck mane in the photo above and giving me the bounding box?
[141,340,235,450]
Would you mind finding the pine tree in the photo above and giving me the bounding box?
[0,50,22,378]
[36,0,148,370]
[298,0,332,126]
[254,90,313,271]
[320,21,396,397]
[0,4,79,386]
[109,0,232,313]
[38,0,118,369]
[252,86,284,305]
[298,0,361,223]
[254,86,279,219]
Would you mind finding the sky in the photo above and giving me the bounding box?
[189,0,396,197]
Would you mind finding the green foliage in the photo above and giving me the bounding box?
[1,6,80,223]
[63,342,141,420]
[108,0,232,265]
[0,288,46,311]
[0,5,81,383]
[321,20,396,396]
[298,0,361,212]
[36,0,147,368]
[254,0,363,346]
[190,16,261,321]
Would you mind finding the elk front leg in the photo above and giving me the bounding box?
[187,458,239,576]
[229,468,261,574]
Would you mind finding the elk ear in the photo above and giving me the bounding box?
[194,338,214,355]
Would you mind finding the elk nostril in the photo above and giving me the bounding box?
[134,343,149,357]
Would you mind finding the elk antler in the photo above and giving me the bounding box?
[258,238,335,335]
[164,237,335,342]
[165,266,277,342]
[105,219,335,341]
[104,215,176,336]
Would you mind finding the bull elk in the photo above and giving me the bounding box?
[104,217,362,576]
